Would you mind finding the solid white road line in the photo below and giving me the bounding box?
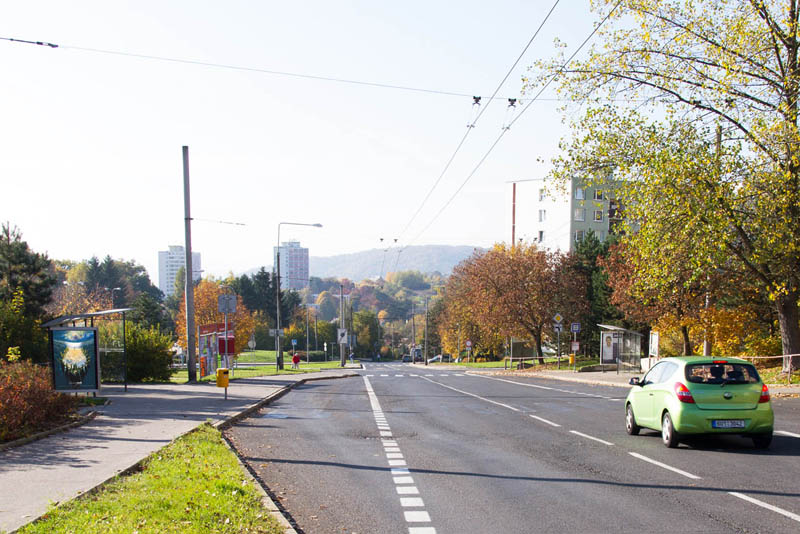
[728,492,800,523]
[569,430,614,446]
[421,377,520,412]
[529,415,561,427]
[628,452,701,480]
[775,430,800,438]
[404,511,432,522]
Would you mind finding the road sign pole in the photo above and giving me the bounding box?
[557,329,561,369]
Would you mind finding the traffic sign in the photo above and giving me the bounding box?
[570,322,581,333]
[291,339,297,346]
[553,324,563,333]
[465,340,472,348]
[218,294,237,314]
[337,328,348,343]
[269,328,286,337]
[324,342,328,351]
[571,341,580,352]
[552,313,563,324]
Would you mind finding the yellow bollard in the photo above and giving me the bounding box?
[569,353,575,366]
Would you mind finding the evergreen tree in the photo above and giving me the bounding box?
[0,223,56,318]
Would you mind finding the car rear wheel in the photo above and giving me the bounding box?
[661,412,679,448]
[752,432,772,449]
[625,404,640,435]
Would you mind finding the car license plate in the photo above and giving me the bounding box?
[712,419,745,429]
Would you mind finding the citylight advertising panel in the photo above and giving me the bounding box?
[51,327,100,393]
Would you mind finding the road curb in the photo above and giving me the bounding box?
[9,372,359,533]
[0,411,98,453]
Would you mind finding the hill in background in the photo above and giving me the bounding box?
[309,245,481,281]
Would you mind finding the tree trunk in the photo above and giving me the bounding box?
[681,325,692,356]
[776,291,800,373]
[533,331,545,365]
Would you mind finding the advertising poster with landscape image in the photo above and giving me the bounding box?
[51,327,100,392]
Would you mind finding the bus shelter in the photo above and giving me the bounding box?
[41,308,133,392]
[598,324,643,373]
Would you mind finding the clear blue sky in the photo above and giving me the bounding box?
[0,0,599,280]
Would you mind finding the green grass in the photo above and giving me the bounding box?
[756,365,800,385]
[169,361,349,384]
[18,424,282,534]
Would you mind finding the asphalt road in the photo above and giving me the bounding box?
[226,362,800,534]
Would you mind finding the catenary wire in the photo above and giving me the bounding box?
[398,1,622,263]
[395,0,562,242]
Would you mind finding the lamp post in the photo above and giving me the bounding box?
[104,286,122,308]
[275,221,322,370]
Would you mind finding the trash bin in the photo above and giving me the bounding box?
[568,354,575,365]
[216,368,229,388]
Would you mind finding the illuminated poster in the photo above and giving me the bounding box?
[51,327,100,392]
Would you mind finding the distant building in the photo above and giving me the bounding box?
[505,172,624,252]
[158,245,201,297]
[274,241,310,290]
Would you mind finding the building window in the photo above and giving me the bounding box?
[594,210,603,222]
[538,209,546,222]
[594,189,604,200]
[539,188,545,201]
[574,208,585,222]
[538,230,544,242]
[575,230,585,242]
[575,187,585,200]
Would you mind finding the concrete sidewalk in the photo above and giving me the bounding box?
[0,369,358,533]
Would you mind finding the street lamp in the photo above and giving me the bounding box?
[104,287,122,308]
[275,221,322,370]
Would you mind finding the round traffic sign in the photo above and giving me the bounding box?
[466,340,472,348]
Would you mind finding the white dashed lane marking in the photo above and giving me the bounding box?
[363,376,436,533]
[728,492,800,523]
[628,452,701,480]
[529,415,561,427]
[569,430,614,446]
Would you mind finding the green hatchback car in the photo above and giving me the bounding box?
[625,356,774,449]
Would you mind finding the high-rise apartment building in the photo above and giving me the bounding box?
[505,173,624,252]
[158,245,201,297]
[273,241,309,290]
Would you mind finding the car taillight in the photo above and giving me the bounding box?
[759,384,770,403]
[713,360,728,364]
[675,382,695,403]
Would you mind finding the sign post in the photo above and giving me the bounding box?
[466,340,472,363]
[553,314,564,369]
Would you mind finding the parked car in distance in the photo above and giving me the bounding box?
[625,356,774,449]
[401,354,412,363]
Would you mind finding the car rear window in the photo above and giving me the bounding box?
[685,363,760,384]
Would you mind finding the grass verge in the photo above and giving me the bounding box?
[18,424,282,534]
[170,361,348,383]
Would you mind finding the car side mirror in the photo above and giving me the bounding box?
[629,377,641,386]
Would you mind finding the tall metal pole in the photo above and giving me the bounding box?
[340,283,346,367]
[314,312,318,351]
[275,244,283,370]
[182,146,197,382]
[424,297,428,366]
[306,303,310,363]
[411,302,416,363]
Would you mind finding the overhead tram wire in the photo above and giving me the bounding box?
[394,0,562,244]
[0,35,519,102]
[404,1,622,251]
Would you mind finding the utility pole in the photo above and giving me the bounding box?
[339,283,346,367]
[411,302,416,362]
[275,246,283,370]
[424,296,428,366]
[306,303,310,363]
[182,146,197,382]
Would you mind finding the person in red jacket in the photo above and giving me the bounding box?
[291,353,300,370]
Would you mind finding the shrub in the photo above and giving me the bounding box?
[0,360,77,442]
[124,324,174,382]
